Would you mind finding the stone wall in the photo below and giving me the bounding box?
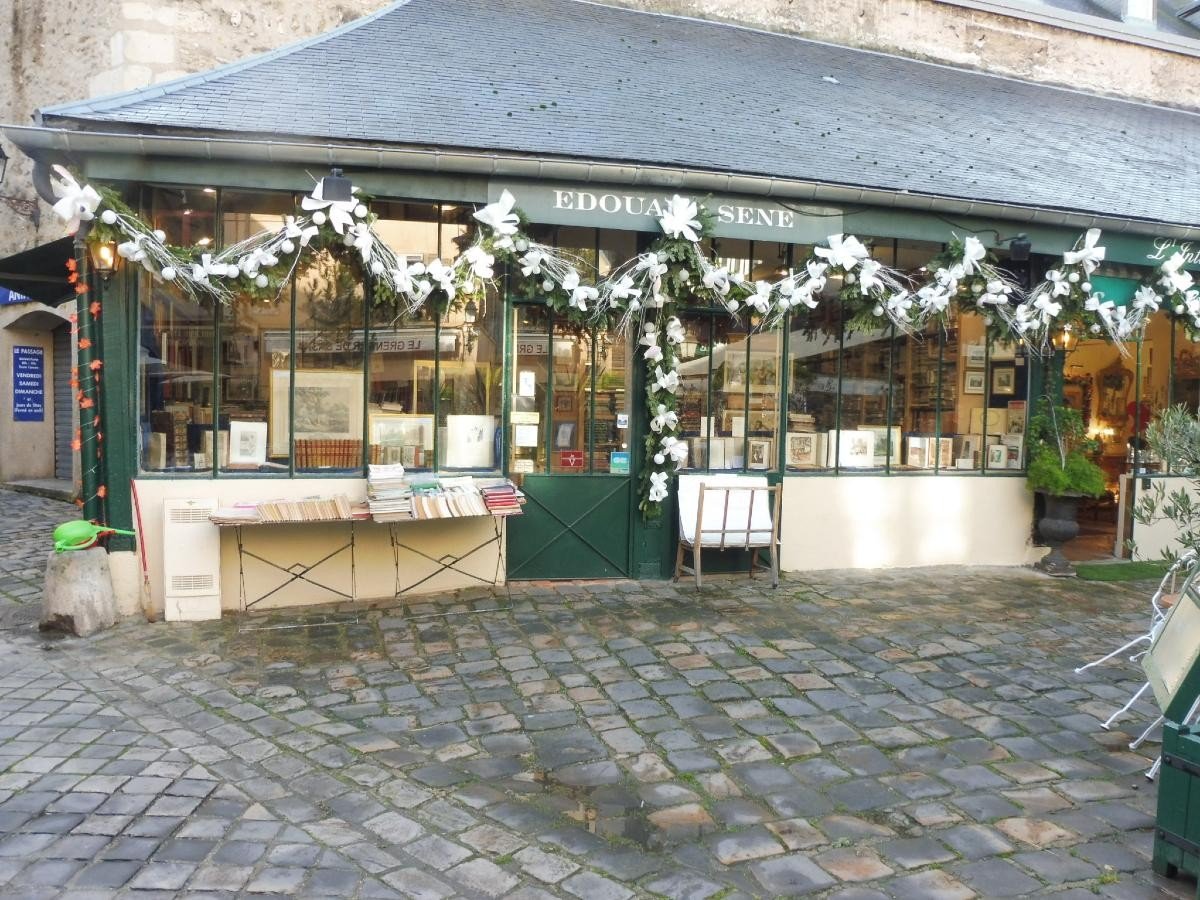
[1,0,1197,256]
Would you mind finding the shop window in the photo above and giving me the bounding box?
[218,191,294,474]
[786,300,839,473]
[511,305,551,476]
[677,313,714,470]
[138,187,217,472]
[438,289,502,471]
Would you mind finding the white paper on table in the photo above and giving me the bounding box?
[515,424,540,447]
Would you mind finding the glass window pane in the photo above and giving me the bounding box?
[676,314,712,471]
[150,185,215,247]
[511,305,550,478]
[291,250,366,472]
[981,333,1027,472]
[786,301,838,472]
[218,191,294,474]
[1173,319,1200,416]
[368,202,440,470]
[712,317,748,470]
[599,230,637,277]
[837,326,897,469]
[591,329,633,473]
[549,322,589,474]
[438,289,502,471]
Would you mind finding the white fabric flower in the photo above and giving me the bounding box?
[814,234,869,272]
[348,223,374,265]
[50,166,102,233]
[857,259,884,294]
[701,264,731,296]
[960,236,987,275]
[1063,228,1106,275]
[519,249,547,277]
[473,190,520,236]
[608,275,641,305]
[648,471,670,502]
[300,180,358,235]
[426,259,457,300]
[1133,284,1161,312]
[658,195,702,242]
[463,244,495,281]
[284,215,319,248]
[652,365,680,394]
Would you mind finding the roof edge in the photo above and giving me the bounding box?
[5,123,1197,239]
[36,1,411,122]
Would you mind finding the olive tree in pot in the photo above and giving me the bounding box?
[1026,397,1106,576]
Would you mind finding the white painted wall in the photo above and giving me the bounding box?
[129,479,505,619]
[1128,475,1195,560]
[780,475,1039,570]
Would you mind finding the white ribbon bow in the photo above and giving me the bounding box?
[284,215,319,248]
[648,471,670,503]
[887,290,915,317]
[1012,303,1036,334]
[916,285,949,314]
[649,403,679,434]
[609,275,641,305]
[652,365,680,394]
[1032,290,1062,323]
[390,261,426,295]
[857,259,884,294]
[191,253,221,284]
[655,435,689,466]
[636,253,669,281]
[748,281,773,315]
[473,190,520,236]
[639,324,663,363]
[664,316,686,345]
[815,234,869,272]
[562,270,597,311]
[50,166,102,233]
[300,180,358,235]
[1063,228,1106,275]
[348,223,374,265]
[658,196,702,243]
[1162,267,1195,295]
[519,249,547,277]
[1045,270,1071,298]
[960,236,987,275]
[463,244,495,281]
[1133,285,1161,312]
[702,264,731,296]
[426,259,457,300]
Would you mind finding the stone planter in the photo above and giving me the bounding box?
[1036,492,1081,577]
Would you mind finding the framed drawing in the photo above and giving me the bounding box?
[270,369,364,456]
[369,413,434,450]
[965,343,987,367]
[444,414,495,469]
[991,366,1016,396]
[906,435,929,468]
[964,371,986,394]
[986,444,1008,468]
[228,421,267,465]
[553,392,574,413]
[991,341,1017,361]
[748,439,771,470]
[553,421,577,449]
[786,432,818,468]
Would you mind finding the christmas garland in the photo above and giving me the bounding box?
[49,167,1184,514]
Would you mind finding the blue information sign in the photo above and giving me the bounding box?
[13,346,44,422]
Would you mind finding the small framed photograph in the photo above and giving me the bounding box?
[786,432,818,468]
[553,392,574,413]
[965,343,987,368]
[992,366,1016,396]
[748,439,771,470]
[987,444,1008,468]
[964,371,986,394]
[937,437,954,469]
[991,341,1016,361]
[229,420,268,466]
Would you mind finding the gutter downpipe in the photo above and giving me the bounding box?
[3,123,1198,240]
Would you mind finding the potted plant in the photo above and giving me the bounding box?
[1026,396,1106,576]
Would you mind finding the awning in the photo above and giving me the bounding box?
[0,237,74,305]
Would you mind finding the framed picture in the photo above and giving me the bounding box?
[370,413,434,450]
[553,392,574,413]
[965,343,987,368]
[444,414,495,469]
[1006,400,1027,435]
[748,439,771,470]
[553,370,575,389]
[987,444,1008,468]
[937,437,954,469]
[553,421,576,449]
[906,435,929,469]
[991,341,1017,361]
[991,366,1016,396]
[271,369,364,456]
[964,371,986,394]
[786,432,817,468]
[228,420,267,466]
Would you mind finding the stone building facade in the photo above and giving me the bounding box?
[2,0,1198,258]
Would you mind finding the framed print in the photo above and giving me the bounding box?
[906,435,930,468]
[370,413,434,450]
[271,369,364,457]
[786,432,818,468]
[553,370,575,389]
[553,392,574,413]
[228,420,267,465]
[553,421,576,449]
[965,343,987,367]
[964,371,986,394]
[991,366,1016,396]
[1006,400,1027,435]
[444,414,495,469]
[991,341,1016,361]
[748,439,771,470]
[987,444,1008,468]
[937,437,954,469]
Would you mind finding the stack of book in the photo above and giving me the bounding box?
[367,464,413,521]
[256,494,355,522]
[210,504,262,525]
[478,479,525,517]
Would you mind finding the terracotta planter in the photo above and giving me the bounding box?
[1036,492,1081,577]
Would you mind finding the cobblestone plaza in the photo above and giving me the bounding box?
[0,490,1187,898]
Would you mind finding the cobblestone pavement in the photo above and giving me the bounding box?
[0,490,76,630]
[0,490,1190,898]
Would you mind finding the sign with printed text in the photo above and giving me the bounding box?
[558,450,585,469]
[609,451,630,475]
[490,181,841,244]
[0,287,32,306]
[12,346,44,422]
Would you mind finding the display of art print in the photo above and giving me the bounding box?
[987,444,1008,468]
[787,432,818,468]
[964,371,986,394]
[748,439,771,470]
[965,343,987,367]
[270,369,364,456]
[228,420,267,465]
[992,366,1016,395]
[1006,400,1027,435]
[906,436,928,469]
[444,414,495,469]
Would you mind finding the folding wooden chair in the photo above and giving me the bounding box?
[673,474,781,590]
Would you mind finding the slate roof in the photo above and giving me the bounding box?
[35,0,1200,227]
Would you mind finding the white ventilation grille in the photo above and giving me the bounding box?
[163,498,221,621]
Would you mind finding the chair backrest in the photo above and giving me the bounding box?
[677,473,776,548]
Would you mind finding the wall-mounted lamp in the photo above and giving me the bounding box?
[1003,233,1031,262]
[319,168,353,203]
[89,239,120,281]
[1052,324,1076,352]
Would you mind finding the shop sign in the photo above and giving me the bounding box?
[490,181,841,244]
[12,346,44,422]
[558,450,585,469]
[263,329,457,355]
[609,451,630,474]
[1147,238,1200,269]
[0,287,32,306]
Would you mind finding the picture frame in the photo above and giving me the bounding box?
[991,366,1016,396]
[229,420,268,466]
[786,432,818,468]
[553,370,575,389]
[370,412,434,450]
[906,435,929,469]
[990,341,1017,361]
[553,392,574,413]
[444,414,495,469]
[965,343,987,368]
[271,369,364,457]
[748,439,771,470]
[553,421,577,449]
[1006,400,1027,435]
[987,444,1008,468]
[964,371,986,394]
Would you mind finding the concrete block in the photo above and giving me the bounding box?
[41,550,118,637]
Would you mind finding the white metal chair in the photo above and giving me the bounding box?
[673,474,781,589]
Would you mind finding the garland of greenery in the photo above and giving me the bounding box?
[48,166,1178,514]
